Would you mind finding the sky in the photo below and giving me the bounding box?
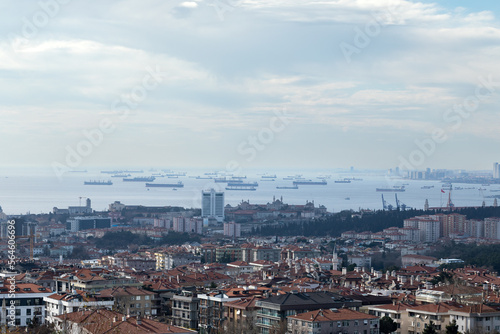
[1,0,500,173]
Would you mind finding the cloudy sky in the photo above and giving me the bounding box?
[2,0,500,172]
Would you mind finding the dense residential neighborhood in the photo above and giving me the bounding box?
[2,197,500,333]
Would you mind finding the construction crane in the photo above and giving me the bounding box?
[16,224,40,261]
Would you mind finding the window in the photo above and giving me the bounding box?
[145,296,150,300]
[136,304,141,308]
[136,296,141,301]
[355,320,359,326]
[26,309,31,316]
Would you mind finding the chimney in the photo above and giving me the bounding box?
[342,267,347,275]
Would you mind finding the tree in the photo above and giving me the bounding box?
[446,320,459,334]
[423,321,438,334]
[380,316,398,334]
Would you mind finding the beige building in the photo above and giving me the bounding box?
[100,286,159,317]
[367,303,413,334]
[287,308,379,334]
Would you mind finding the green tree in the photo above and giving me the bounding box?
[346,263,357,271]
[423,321,438,334]
[380,316,398,334]
[445,320,459,334]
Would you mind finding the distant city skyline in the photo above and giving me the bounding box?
[2,0,500,171]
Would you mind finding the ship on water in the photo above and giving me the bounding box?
[84,180,112,185]
[214,177,244,183]
[376,186,405,192]
[442,183,452,190]
[123,176,156,182]
[145,182,184,188]
[111,174,131,177]
[102,170,143,174]
[276,185,298,189]
[226,185,257,191]
[262,174,277,179]
[293,180,327,185]
[334,179,351,183]
[227,182,258,187]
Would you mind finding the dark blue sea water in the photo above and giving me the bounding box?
[0,167,493,215]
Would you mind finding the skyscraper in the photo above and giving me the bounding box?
[494,162,500,179]
[201,189,224,223]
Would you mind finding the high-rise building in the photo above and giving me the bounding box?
[201,189,224,223]
[494,162,500,179]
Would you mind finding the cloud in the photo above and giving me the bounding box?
[1,0,500,169]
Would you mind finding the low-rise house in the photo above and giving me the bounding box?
[54,309,196,334]
[449,304,500,333]
[54,268,142,293]
[0,282,52,327]
[171,290,200,330]
[225,295,262,333]
[99,286,159,317]
[287,308,380,334]
[256,291,362,334]
[44,290,114,324]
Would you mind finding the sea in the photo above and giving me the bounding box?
[0,167,495,215]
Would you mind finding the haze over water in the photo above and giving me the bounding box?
[0,167,492,216]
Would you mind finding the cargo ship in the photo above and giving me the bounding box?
[334,179,351,183]
[226,186,257,191]
[276,186,298,189]
[442,183,452,191]
[146,182,184,188]
[262,174,277,179]
[293,180,327,185]
[376,186,405,192]
[111,174,131,177]
[123,176,156,182]
[227,182,258,187]
[84,180,112,185]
